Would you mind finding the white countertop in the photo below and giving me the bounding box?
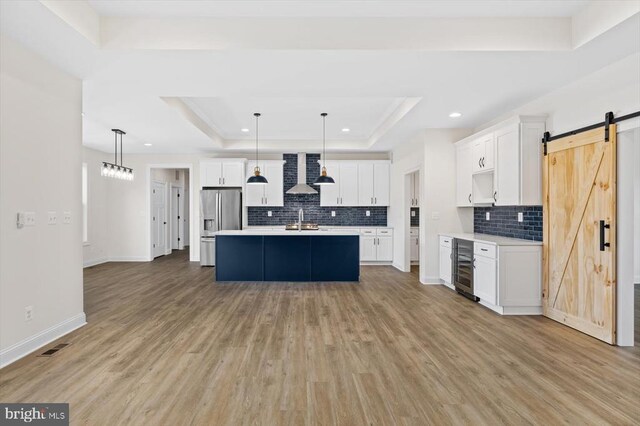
[439,232,542,246]
[214,229,360,236]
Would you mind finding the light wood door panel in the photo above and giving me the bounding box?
[542,126,616,344]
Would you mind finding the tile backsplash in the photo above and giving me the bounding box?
[410,208,419,227]
[473,206,542,241]
[247,153,388,227]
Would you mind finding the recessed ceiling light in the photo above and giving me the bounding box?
[144,143,152,146]
[241,128,250,132]
[341,128,350,132]
[449,112,462,118]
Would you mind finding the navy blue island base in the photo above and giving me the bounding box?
[215,234,360,282]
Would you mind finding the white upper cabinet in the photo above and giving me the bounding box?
[339,163,359,206]
[472,133,494,173]
[456,143,473,207]
[409,172,420,207]
[358,162,390,207]
[455,116,545,207]
[245,160,285,207]
[493,125,520,206]
[201,159,246,187]
[322,160,391,207]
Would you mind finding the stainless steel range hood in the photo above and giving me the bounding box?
[286,153,318,194]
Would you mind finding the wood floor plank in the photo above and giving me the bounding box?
[0,250,639,425]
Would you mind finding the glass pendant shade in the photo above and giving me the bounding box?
[102,129,134,181]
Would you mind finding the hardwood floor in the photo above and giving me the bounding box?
[1,250,639,425]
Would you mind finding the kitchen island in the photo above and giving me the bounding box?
[214,230,360,282]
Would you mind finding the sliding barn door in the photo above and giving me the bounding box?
[542,125,616,344]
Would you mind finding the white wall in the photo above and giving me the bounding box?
[421,129,474,282]
[389,129,473,283]
[390,134,424,273]
[0,36,85,366]
[82,147,110,267]
[635,132,640,285]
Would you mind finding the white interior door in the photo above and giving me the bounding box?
[152,181,167,258]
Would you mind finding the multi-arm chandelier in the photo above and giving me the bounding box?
[101,129,134,181]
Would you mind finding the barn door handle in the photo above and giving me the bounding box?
[599,220,610,251]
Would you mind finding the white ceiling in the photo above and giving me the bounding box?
[182,97,406,140]
[88,1,589,18]
[1,1,638,154]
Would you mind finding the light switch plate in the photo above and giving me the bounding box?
[25,212,36,226]
[48,211,57,225]
[331,211,336,217]
[366,211,370,217]
[518,212,524,222]
[267,211,272,217]
[63,211,71,224]
[486,212,490,221]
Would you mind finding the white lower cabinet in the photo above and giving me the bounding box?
[410,228,419,262]
[440,234,542,315]
[473,252,497,305]
[359,228,393,262]
[438,236,452,283]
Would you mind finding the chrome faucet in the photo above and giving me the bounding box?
[298,208,304,231]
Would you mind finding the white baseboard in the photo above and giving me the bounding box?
[83,257,108,268]
[420,276,441,285]
[108,256,149,262]
[0,313,86,369]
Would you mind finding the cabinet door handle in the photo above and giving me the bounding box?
[468,194,472,204]
[479,158,482,167]
[223,177,226,184]
[481,248,488,252]
[371,197,373,205]
[473,258,476,269]
[337,197,339,205]
[493,191,497,202]
[218,177,221,184]
[374,197,377,204]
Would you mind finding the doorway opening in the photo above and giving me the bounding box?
[409,170,420,273]
[150,168,190,260]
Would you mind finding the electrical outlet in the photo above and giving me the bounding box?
[267,211,272,217]
[518,212,524,222]
[486,212,490,221]
[25,306,33,322]
[25,212,36,226]
[411,210,416,217]
[366,211,371,217]
[63,211,71,224]
[48,211,57,225]
[331,211,336,217]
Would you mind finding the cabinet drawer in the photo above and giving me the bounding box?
[410,228,419,237]
[376,228,393,236]
[439,236,453,248]
[360,228,376,235]
[474,242,496,258]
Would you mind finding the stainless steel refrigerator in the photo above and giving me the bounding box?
[200,188,242,266]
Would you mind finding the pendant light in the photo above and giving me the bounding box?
[247,113,268,185]
[101,129,134,181]
[314,113,335,185]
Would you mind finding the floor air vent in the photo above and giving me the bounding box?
[38,343,70,357]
